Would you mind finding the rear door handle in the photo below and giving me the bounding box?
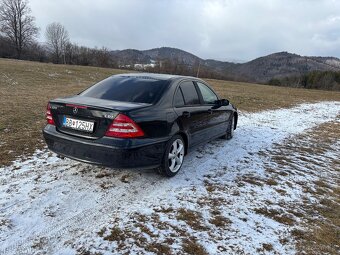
[183,111,191,118]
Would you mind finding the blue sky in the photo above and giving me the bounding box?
[30,0,340,61]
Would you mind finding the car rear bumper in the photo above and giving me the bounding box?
[43,125,168,169]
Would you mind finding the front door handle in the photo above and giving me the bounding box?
[183,111,191,118]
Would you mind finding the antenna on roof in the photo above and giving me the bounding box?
[196,61,201,78]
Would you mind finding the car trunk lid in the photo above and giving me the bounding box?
[49,96,150,139]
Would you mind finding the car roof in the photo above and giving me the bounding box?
[116,73,199,81]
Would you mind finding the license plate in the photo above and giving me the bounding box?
[63,116,94,132]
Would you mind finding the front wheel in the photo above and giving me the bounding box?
[158,135,185,177]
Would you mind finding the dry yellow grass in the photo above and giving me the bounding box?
[0,58,340,166]
[207,78,340,112]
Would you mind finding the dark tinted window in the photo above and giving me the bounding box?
[180,81,200,105]
[80,76,169,104]
[197,82,218,104]
[174,87,185,107]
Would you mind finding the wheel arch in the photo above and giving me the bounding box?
[233,111,238,130]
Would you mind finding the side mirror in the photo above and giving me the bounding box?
[213,99,229,109]
[220,99,229,106]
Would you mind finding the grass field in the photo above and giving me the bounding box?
[0,58,340,166]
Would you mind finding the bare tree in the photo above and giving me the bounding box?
[45,22,69,64]
[94,47,111,67]
[0,0,39,58]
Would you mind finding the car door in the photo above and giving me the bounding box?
[173,80,210,147]
[196,81,231,137]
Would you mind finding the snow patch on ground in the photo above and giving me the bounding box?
[0,101,339,255]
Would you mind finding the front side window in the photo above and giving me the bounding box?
[80,76,169,104]
[197,82,218,104]
[180,81,200,105]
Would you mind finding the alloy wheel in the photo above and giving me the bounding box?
[168,139,184,173]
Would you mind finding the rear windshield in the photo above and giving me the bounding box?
[80,76,169,104]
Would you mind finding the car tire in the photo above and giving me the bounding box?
[158,135,185,177]
[222,115,235,140]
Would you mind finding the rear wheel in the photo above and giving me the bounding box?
[158,135,185,177]
[222,115,235,140]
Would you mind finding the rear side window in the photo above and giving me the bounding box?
[174,87,185,107]
[197,82,218,104]
[80,76,169,104]
[180,81,200,105]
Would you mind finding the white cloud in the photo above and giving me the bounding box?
[29,0,340,61]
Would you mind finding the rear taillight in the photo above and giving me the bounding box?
[46,103,55,125]
[105,114,144,138]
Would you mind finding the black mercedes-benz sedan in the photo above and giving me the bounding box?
[43,73,237,177]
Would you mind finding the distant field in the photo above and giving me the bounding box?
[0,58,339,166]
